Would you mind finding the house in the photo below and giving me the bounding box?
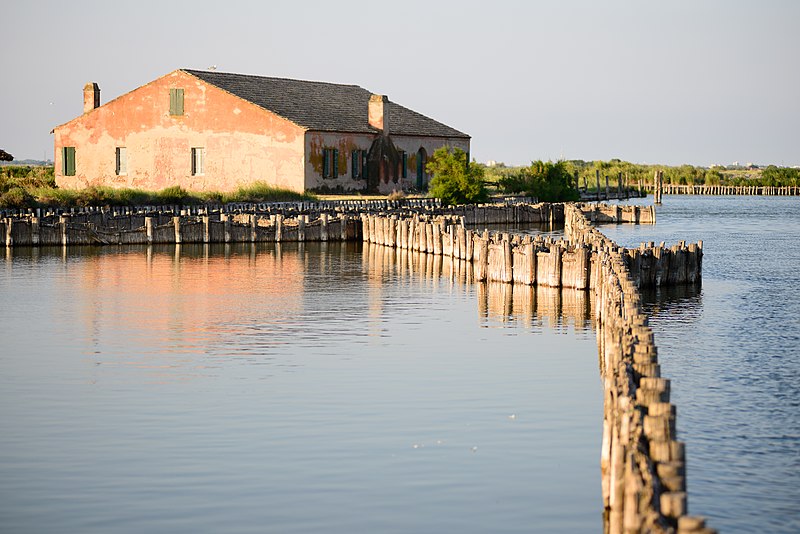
[52,69,470,194]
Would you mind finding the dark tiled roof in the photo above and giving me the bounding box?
[183,69,469,139]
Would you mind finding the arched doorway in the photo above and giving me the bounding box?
[416,147,427,190]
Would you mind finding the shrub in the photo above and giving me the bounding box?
[426,147,489,205]
[0,187,33,208]
[499,160,579,202]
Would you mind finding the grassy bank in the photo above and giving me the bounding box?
[0,166,317,208]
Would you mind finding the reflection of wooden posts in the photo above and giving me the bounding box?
[596,169,601,201]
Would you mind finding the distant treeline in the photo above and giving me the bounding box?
[484,159,800,190]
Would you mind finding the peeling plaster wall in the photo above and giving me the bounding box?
[304,131,375,192]
[304,132,469,193]
[54,70,307,193]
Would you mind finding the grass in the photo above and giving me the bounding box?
[0,167,318,209]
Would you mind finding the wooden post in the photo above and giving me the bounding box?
[173,216,181,244]
[596,169,601,201]
[275,214,283,242]
[298,215,306,242]
[5,218,12,247]
[605,175,610,200]
[203,215,210,244]
[320,213,329,242]
[30,217,40,246]
[145,216,154,244]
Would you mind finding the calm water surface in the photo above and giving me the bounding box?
[603,196,800,533]
[0,240,601,533]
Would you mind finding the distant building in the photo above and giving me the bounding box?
[52,69,470,193]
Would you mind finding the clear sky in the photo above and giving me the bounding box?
[3,0,798,167]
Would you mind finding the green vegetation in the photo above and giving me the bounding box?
[0,166,316,209]
[426,147,489,205]
[496,160,580,202]
[484,159,800,193]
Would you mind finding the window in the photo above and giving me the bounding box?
[62,147,76,176]
[351,149,368,179]
[115,147,127,176]
[170,88,184,116]
[322,148,338,179]
[191,147,205,176]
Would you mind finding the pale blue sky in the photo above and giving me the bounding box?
[4,0,798,166]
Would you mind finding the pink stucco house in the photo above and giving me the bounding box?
[52,69,470,194]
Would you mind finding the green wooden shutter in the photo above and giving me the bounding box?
[402,152,408,178]
[351,150,359,178]
[333,149,339,178]
[63,147,76,176]
[170,88,184,115]
[322,149,329,178]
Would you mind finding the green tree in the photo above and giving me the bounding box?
[498,160,579,202]
[426,147,489,205]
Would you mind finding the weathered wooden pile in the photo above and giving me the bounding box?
[361,203,697,290]
[566,204,713,533]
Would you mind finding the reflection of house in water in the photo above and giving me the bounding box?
[69,244,306,374]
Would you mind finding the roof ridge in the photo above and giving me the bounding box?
[181,68,365,90]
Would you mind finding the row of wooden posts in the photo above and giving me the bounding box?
[361,205,711,533]
[566,205,713,533]
[655,183,799,196]
[2,198,712,531]
[1,202,566,248]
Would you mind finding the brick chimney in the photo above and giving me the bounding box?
[83,82,100,113]
[368,94,389,134]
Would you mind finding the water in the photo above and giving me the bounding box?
[602,196,800,533]
[0,241,602,533]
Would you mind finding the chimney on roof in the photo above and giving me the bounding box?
[368,94,389,134]
[83,82,100,113]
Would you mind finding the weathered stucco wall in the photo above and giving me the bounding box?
[54,70,307,193]
[304,132,469,193]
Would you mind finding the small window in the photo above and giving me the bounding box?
[191,147,205,176]
[170,88,184,116]
[62,147,76,176]
[322,148,338,179]
[115,147,127,176]
[361,150,369,180]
